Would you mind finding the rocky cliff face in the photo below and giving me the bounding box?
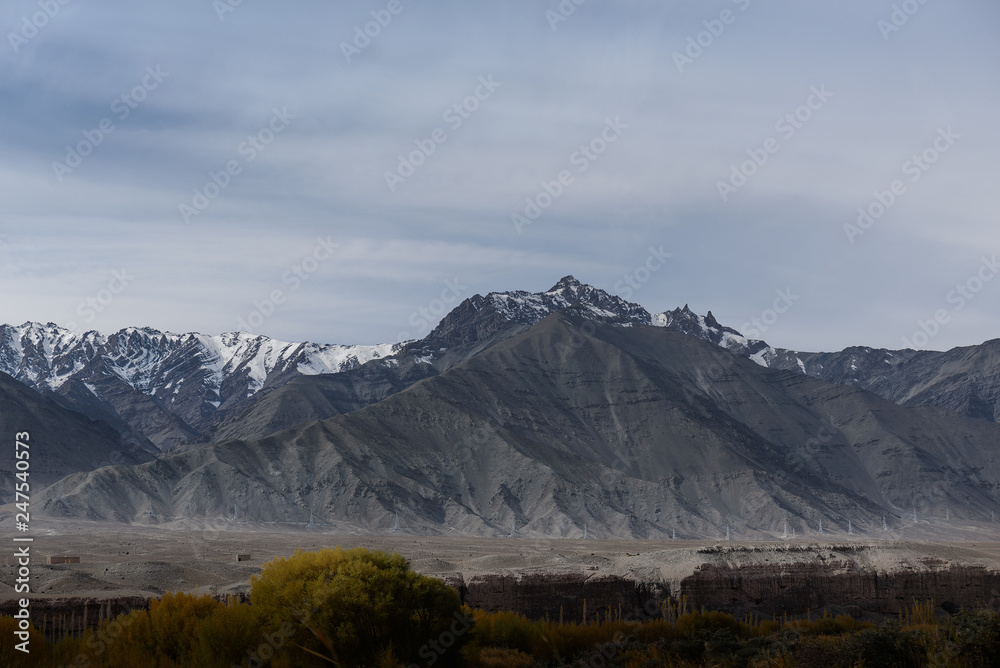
[453,558,1000,621]
[680,562,1000,617]
[0,595,149,639]
[453,572,669,623]
[8,554,999,633]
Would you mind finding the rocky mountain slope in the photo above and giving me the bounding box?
[5,274,1000,510]
[215,276,1000,445]
[764,343,1000,423]
[206,277,790,444]
[0,371,154,503]
[645,300,1000,424]
[0,323,397,450]
[38,313,1000,538]
[5,276,985,450]
[204,276,662,443]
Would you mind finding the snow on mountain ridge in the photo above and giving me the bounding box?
[0,322,393,400]
[2,279,778,417]
[484,275,652,326]
[461,276,782,368]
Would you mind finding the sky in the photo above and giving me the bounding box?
[1,0,998,352]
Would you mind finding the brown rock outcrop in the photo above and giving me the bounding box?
[0,596,148,639]
[455,572,670,622]
[680,562,1000,617]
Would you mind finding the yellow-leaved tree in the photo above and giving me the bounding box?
[250,546,467,667]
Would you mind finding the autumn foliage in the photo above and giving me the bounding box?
[2,552,999,667]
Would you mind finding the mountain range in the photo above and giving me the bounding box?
[3,276,999,538]
[0,323,398,450]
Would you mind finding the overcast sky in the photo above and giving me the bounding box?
[1,0,997,352]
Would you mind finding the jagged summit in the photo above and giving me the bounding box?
[9,275,1000,534]
[37,303,1000,536]
[546,275,582,292]
[484,277,650,326]
[2,278,792,450]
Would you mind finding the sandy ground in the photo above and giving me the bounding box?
[2,517,1000,602]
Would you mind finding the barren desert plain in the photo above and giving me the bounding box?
[3,515,1000,624]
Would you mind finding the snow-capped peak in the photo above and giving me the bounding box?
[546,275,583,295]
[654,304,777,366]
[481,277,651,327]
[0,322,394,411]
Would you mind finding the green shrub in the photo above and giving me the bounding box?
[945,607,1000,666]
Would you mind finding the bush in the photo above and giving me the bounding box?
[250,546,465,667]
[44,593,258,668]
[473,647,538,667]
[847,626,930,668]
[945,608,1000,666]
[146,591,225,662]
[193,598,264,667]
[0,615,49,667]
[675,610,746,638]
